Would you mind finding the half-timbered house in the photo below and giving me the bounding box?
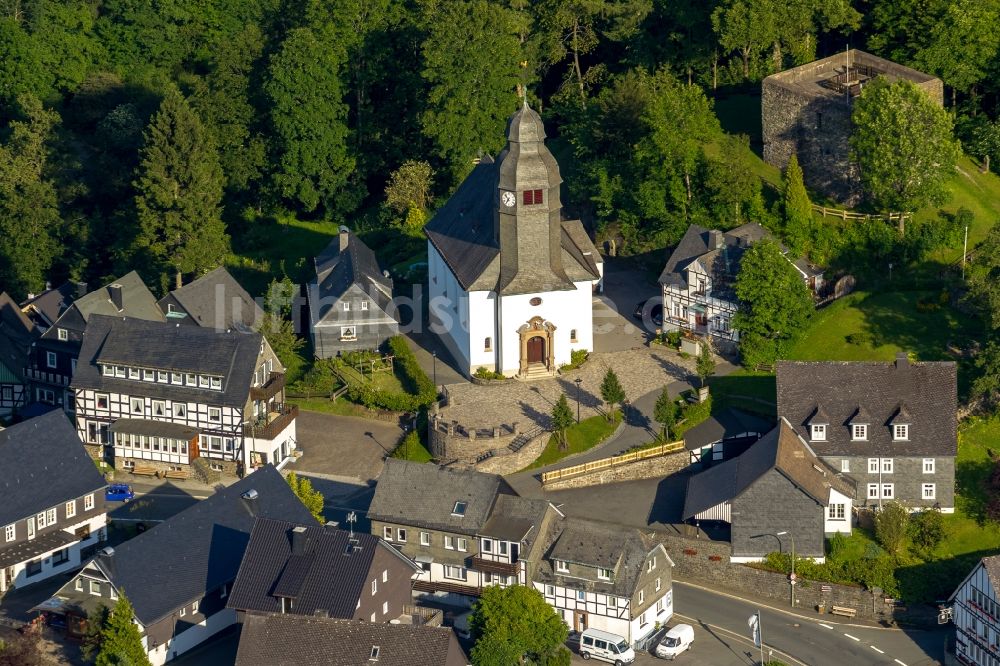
[72,315,296,478]
[0,411,108,594]
[0,292,36,418]
[949,555,1000,666]
[25,272,163,413]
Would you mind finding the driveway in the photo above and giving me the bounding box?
[593,259,662,353]
[289,410,403,485]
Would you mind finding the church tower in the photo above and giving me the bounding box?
[495,103,574,295]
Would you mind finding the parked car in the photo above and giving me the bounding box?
[654,624,694,660]
[105,483,135,503]
[632,300,663,326]
[579,628,635,665]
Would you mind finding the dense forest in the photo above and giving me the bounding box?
[1,0,999,300]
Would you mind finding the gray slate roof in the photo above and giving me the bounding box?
[683,407,774,451]
[983,556,1000,594]
[40,271,164,344]
[313,229,394,321]
[0,410,106,527]
[228,517,416,618]
[19,282,82,329]
[535,517,660,598]
[92,466,317,626]
[0,292,35,381]
[235,613,468,666]
[72,315,263,408]
[368,459,514,535]
[425,106,601,294]
[775,355,958,457]
[683,419,855,520]
[159,267,264,332]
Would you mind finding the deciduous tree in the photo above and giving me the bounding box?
[265,27,357,214]
[286,471,324,523]
[133,88,228,292]
[732,238,813,368]
[696,339,716,387]
[850,79,960,215]
[469,585,570,666]
[384,160,434,217]
[914,0,1000,107]
[95,593,151,666]
[874,501,910,557]
[420,0,521,182]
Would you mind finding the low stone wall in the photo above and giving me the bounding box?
[658,532,924,624]
[542,450,690,491]
[473,434,549,475]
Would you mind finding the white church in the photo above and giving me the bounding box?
[425,103,603,379]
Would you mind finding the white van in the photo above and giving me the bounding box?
[579,628,635,665]
[654,624,694,660]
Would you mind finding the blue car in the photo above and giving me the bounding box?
[105,483,135,503]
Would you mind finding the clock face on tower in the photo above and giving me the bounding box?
[501,191,516,208]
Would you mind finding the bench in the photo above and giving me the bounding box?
[162,469,190,480]
[130,466,158,477]
[831,606,857,618]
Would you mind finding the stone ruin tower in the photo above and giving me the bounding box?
[762,49,943,207]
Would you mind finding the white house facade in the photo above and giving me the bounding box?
[425,103,603,379]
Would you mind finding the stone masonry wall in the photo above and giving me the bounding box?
[473,434,549,475]
[658,533,901,622]
[542,450,689,491]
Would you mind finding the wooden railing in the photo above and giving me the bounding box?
[243,404,298,440]
[812,204,911,226]
[540,440,685,486]
[250,371,285,401]
[470,556,519,576]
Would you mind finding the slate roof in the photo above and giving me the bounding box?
[159,267,264,332]
[683,419,855,520]
[235,613,468,666]
[983,556,1000,594]
[368,459,515,535]
[425,106,601,294]
[72,315,263,408]
[227,518,417,618]
[19,282,81,329]
[90,466,317,627]
[479,494,552,552]
[658,222,820,296]
[0,530,77,568]
[534,518,662,598]
[775,355,958,457]
[312,229,395,322]
[0,410,106,527]
[39,271,163,344]
[683,407,775,451]
[0,292,36,381]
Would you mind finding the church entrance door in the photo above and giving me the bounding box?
[527,336,545,364]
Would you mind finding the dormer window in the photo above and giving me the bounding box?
[894,424,908,441]
[522,189,543,205]
[451,501,467,517]
[555,560,569,573]
[129,367,140,379]
[852,424,868,441]
[57,328,68,341]
[810,424,826,441]
[102,365,114,377]
[598,568,612,580]
[210,376,222,390]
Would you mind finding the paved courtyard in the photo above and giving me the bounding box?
[440,346,698,430]
[289,410,403,485]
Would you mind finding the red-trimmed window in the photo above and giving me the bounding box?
[522,189,543,205]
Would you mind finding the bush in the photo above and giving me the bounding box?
[559,349,589,371]
[666,330,683,347]
[910,509,946,555]
[341,336,438,412]
[288,358,341,396]
[845,331,879,347]
[474,367,506,380]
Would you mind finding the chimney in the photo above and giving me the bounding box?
[76,281,89,299]
[339,226,350,252]
[895,351,909,369]
[291,525,310,555]
[108,284,124,312]
[709,230,724,250]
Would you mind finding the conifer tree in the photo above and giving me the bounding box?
[599,368,626,421]
[782,154,812,255]
[133,88,228,291]
[94,593,151,666]
[653,387,676,441]
[550,394,575,450]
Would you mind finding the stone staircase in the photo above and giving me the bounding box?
[508,425,545,453]
[521,365,556,381]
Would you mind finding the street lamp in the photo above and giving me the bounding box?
[777,530,796,609]
[431,350,437,391]
[574,378,583,423]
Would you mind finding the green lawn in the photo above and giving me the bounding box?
[523,412,623,471]
[294,397,390,419]
[391,431,434,463]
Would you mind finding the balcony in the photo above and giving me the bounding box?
[250,371,285,401]
[412,579,482,597]
[243,403,298,441]
[470,556,519,577]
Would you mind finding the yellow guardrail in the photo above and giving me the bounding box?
[540,441,685,485]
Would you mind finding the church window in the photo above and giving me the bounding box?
[570,329,578,342]
[522,189,543,206]
[484,337,492,351]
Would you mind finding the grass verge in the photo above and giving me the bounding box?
[523,412,623,471]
